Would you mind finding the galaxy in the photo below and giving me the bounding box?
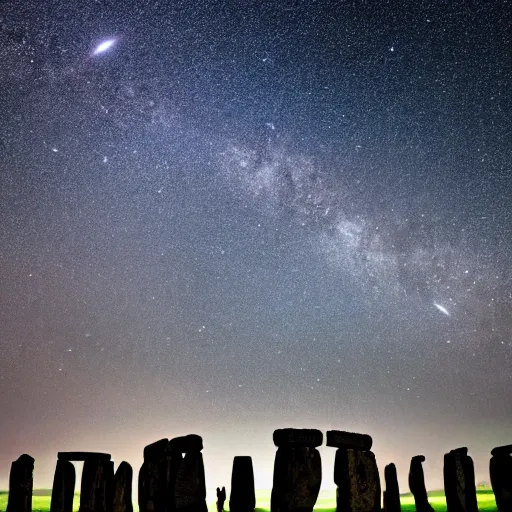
[92,39,117,56]
[0,0,511,499]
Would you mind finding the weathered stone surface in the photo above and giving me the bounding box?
[444,449,478,512]
[58,452,111,462]
[6,454,34,512]
[383,463,401,512]
[139,437,184,512]
[326,431,373,451]
[409,456,434,512]
[170,435,203,453]
[273,428,323,448]
[113,462,133,512]
[490,451,512,512]
[174,451,207,512]
[271,445,322,512]
[216,487,226,512]
[139,450,176,512]
[230,456,255,512]
[334,448,380,512]
[50,460,76,512]
[80,458,114,512]
[491,445,512,457]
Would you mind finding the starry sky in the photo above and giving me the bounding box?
[1,0,511,498]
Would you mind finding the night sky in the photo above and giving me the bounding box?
[1,0,511,497]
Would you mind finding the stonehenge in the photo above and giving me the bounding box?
[139,438,174,512]
[230,456,255,512]
[113,461,134,512]
[138,434,206,512]
[409,455,435,512]
[384,463,401,512]
[328,430,381,512]
[490,444,512,512]
[443,447,478,512]
[4,433,511,512]
[50,460,75,512]
[6,454,34,512]
[174,438,207,512]
[271,428,323,512]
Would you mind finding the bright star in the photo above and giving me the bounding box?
[92,39,117,56]
[434,303,450,316]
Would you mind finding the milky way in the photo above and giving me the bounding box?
[219,137,509,341]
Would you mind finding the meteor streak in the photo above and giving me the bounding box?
[434,303,450,316]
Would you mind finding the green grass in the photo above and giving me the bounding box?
[0,491,81,512]
[400,489,497,512]
[0,488,498,512]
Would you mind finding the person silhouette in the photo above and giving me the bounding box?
[216,486,226,512]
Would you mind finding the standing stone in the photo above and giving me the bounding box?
[327,430,380,512]
[334,447,380,512]
[113,462,133,512]
[6,454,34,512]
[54,453,112,512]
[50,460,76,512]
[138,462,148,512]
[139,439,174,512]
[490,445,512,512]
[443,448,478,512]
[174,437,207,512]
[230,456,255,512]
[80,458,115,512]
[271,428,322,512]
[383,463,401,512]
[409,456,434,512]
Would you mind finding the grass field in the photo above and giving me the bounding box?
[0,488,498,512]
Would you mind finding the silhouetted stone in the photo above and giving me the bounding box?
[409,455,434,512]
[273,428,323,447]
[113,462,133,512]
[174,450,207,512]
[138,462,148,512]
[6,454,34,512]
[271,429,322,512]
[170,435,203,453]
[50,460,76,512]
[334,448,380,512]
[216,487,226,512]
[80,458,114,512]
[143,439,170,460]
[490,447,512,512]
[443,448,478,512]
[230,456,255,512]
[326,430,373,451]
[491,445,512,457]
[383,463,401,512]
[139,439,178,512]
[58,452,111,462]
